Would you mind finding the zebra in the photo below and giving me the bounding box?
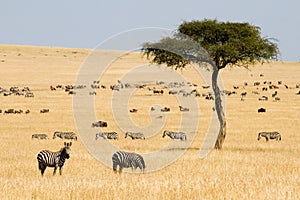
[125,132,145,140]
[95,132,118,140]
[32,134,49,140]
[162,130,187,141]
[257,131,281,142]
[96,132,108,140]
[53,131,77,141]
[112,151,145,173]
[37,142,72,176]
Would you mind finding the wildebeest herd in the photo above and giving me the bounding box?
[0,86,34,97]
[2,76,296,176]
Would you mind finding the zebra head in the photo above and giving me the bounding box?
[124,132,129,138]
[162,130,167,138]
[257,133,262,140]
[62,142,72,159]
[53,131,60,139]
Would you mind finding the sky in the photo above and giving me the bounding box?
[1,0,299,61]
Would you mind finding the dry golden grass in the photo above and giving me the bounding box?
[0,44,299,199]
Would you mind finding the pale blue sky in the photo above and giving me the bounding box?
[1,0,299,61]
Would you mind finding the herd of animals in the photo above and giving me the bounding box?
[2,75,299,176]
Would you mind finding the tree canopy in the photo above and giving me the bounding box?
[143,19,279,70]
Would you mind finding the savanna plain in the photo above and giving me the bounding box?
[0,45,299,199]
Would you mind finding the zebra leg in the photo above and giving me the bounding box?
[112,163,118,173]
[39,162,46,176]
[53,166,57,175]
[59,167,63,175]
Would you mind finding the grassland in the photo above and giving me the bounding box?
[0,44,299,199]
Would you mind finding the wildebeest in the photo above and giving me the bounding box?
[262,87,268,91]
[258,96,268,101]
[258,108,266,113]
[68,91,76,95]
[50,85,56,91]
[125,132,145,140]
[241,92,247,97]
[25,92,34,98]
[14,109,23,114]
[204,93,214,100]
[179,106,189,112]
[168,90,178,95]
[161,107,170,112]
[92,121,108,128]
[257,132,281,141]
[4,92,12,96]
[272,91,278,97]
[110,84,120,91]
[4,109,15,114]
[269,85,279,89]
[32,134,49,140]
[153,89,164,94]
[129,109,138,113]
[40,109,49,113]
[274,97,280,101]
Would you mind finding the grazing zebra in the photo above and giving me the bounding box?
[53,131,77,141]
[37,142,72,176]
[95,132,118,140]
[32,134,49,140]
[112,151,145,173]
[162,130,187,141]
[125,132,145,140]
[257,132,281,142]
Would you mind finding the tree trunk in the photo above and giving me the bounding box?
[211,68,227,149]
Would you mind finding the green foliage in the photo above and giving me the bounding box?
[142,19,279,70]
[143,38,190,70]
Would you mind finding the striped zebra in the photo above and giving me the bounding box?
[258,131,281,142]
[37,142,72,176]
[95,132,118,140]
[162,130,187,141]
[53,131,77,141]
[112,151,145,173]
[32,134,49,140]
[125,132,145,140]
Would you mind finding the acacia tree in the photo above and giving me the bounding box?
[142,19,278,149]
